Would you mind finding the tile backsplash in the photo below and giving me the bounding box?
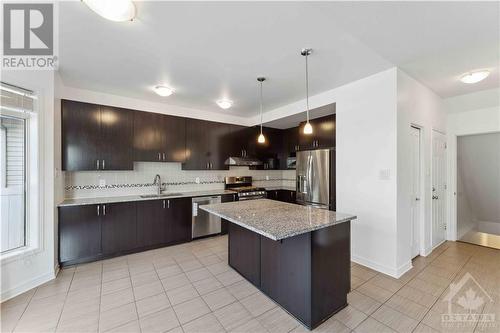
[64,162,296,199]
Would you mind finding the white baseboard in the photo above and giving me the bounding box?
[352,254,412,278]
[1,270,56,302]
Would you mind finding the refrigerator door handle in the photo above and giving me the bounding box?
[307,153,313,202]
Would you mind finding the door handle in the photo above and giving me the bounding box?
[96,159,100,170]
[97,205,100,216]
[102,160,105,170]
[103,204,106,215]
[415,197,420,201]
[158,153,161,161]
[432,195,439,200]
[163,200,166,209]
[163,153,166,161]
[167,200,170,209]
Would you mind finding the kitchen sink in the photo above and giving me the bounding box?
[140,193,183,198]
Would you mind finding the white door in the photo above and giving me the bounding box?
[432,130,447,247]
[410,127,421,258]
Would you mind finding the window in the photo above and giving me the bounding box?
[0,83,34,254]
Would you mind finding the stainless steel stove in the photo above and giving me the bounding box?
[224,176,266,200]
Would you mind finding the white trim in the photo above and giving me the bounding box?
[352,254,412,278]
[0,270,55,302]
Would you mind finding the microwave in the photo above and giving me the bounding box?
[286,157,296,169]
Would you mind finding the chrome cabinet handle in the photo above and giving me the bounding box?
[163,200,165,209]
[97,205,100,216]
[158,153,161,161]
[102,160,105,170]
[167,200,170,209]
[163,153,166,161]
[97,160,100,170]
[103,204,106,215]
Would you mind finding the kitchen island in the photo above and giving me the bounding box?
[200,199,356,330]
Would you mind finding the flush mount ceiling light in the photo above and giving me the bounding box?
[216,99,233,109]
[301,48,313,135]
[83,0,136,22]
[153,85,174,97]
[257,77,266,144]
[460,70,490,84]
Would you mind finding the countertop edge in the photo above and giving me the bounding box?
[200,205,356,241]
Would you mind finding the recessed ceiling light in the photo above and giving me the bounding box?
[83,0,136,22]
[216,99,233,109]
[460,70,490,84]
[153,85,174,97]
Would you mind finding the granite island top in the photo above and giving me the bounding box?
[200,199,356,241]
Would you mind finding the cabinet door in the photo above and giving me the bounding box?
[61,100,101,171]
[266,190,279,200]
[134,111,163,162]
[278,190,296,203]
[102,202,137,255]
[59,205,101,263]
[228,125,248,157]
[312,114,335,149]
[137,200,168,247]
[208,121,231,170]
[100,106,134,170]
[161,115,186,162]
[169,197,192,243]
[184,118,209,170]
[220,193,237,235]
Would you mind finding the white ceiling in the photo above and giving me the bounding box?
[59,1,499,117]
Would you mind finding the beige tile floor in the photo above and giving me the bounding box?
[1,236,499,333]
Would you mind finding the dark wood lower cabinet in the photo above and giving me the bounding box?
[101,202,137,255]
[220,193,237,235]
[59,205,102,263]
[59,197,192,267]
[228,221,350,329]
[170,197,192,244]
[267,189,296,203]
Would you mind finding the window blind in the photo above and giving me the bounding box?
[0,82,35,115]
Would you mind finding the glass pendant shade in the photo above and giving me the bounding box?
[303,122,313,135]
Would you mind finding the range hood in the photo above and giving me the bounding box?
[225,156,263,166]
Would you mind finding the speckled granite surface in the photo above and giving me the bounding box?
[58,189,236,207]
[200,199,356,241]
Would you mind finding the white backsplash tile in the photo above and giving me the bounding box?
[64,162,296,199]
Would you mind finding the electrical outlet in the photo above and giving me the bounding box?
[195,177,200,184]
[99,179,106,187]
[266,175,269,181]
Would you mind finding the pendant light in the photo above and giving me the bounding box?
[257,77,266,144]
[301,48,313,135]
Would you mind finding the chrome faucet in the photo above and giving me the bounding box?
[153,174,162,195]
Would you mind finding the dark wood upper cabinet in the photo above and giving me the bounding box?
[62,100,101,171]
[184,118,230,170]
[100,106,134,170]
[134,112,186,163]
[62,100,133,171]
[299,114,336,150]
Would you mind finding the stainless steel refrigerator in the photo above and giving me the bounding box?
[296,149,334,210]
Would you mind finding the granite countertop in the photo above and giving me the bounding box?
[58,189,236,207]
[200,199,356,241]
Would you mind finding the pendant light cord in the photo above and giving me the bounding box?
[305,53,310,123]
[260,80,263,134]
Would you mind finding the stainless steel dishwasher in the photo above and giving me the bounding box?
[192,196,221,239]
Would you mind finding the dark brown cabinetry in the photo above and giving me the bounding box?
[62,100,134,171]
[221,193,238,235]
[59,198,191,266]
[184,118,230,170]
[134,111,186,163]
[267,189,296,203]
[101,202,137,255]
[299,114,336,150]
[59,204,102,263]
[170,197,192,243]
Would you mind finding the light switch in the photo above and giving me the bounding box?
[195,177,200,184]
[99,179,106,187]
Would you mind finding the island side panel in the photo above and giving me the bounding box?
[260,233,312,328]
[311,220,351,326]
[228,222,261,287]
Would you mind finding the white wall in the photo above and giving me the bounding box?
[396,70,446,269]
[1,70,57,301]
[446,97,500,240]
